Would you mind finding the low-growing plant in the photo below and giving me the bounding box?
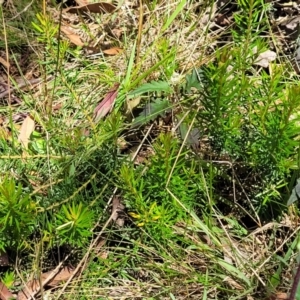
[0,177,37,250]
[119,133,204,244]
[55,202,94,247]
[182,46,300,213]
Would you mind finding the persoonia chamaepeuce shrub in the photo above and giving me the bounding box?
[185,47,300,210]
[0,177,37,249]
[120,133,204,242]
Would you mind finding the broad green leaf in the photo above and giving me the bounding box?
[288,189,298,206]
[132,98,170,127]
[185,68,203,92]
[178,121,200,149]
[287,178,300,206]
[128,81,171,98]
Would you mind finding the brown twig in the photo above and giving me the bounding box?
[135,0,144,64]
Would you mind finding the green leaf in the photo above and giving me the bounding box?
[178,121,200,149]
[124,40,136,88]
[287,178,300,206]
[288,188,298,206]
[161,0,187,32]
[132,98,170,128]
[217,259,251,287]
[128,81,171,98]
[184,68,203,92]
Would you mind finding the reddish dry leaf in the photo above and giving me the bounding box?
[103,47,123,55]
[41,266,75,287]
[93,83,119,122]
[94,239,107,259]
[18,267,76,299]
[52,102,62,111]
[0,283,14,300]
[268,292,288,300]
[18,115,35,149]
[275,293,288,300]
[65,2,116,14]
[60,26,85,47]
[17,280,39,300]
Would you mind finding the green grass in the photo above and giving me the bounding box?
[0,0,299,299]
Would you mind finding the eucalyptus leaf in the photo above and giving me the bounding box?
[287,178,300,206]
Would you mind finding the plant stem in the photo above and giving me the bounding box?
[289,262,300,300]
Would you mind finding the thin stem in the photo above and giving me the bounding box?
[289,262,300,300]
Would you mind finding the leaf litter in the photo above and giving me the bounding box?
[0,283,14,300]
[111,195,126,227]
[17,266,76,300]
[17,115,35,149]
[65,2,116,14]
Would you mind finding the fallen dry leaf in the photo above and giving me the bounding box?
[17,280,39,300]
[0,127,11,141]
[52,102,62,111]
[61,26,85,47]
[285,16,300,30]
[65,2,116,14]
[103,47,123,55]
[223,276,244,290]
[18,266,76,300]
[0,283,14,300]
[93,83,119,122]
[42,266,75,287]
[126,96,141,115]
[111,28,123,39]
[94,239,108,259]
[254,50,276,68]
[0,57,10,69]
[112,195,125,227]
[268,292,288,300]
[18,115,35,149]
